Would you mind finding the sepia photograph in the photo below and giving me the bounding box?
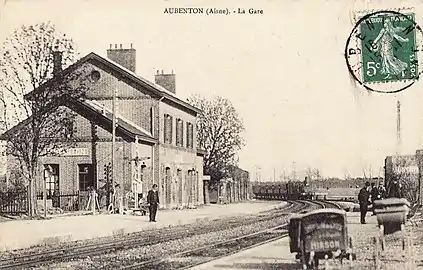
[0,0,423,269]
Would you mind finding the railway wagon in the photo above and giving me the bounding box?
[252,180,306,200]
[286,181,305,200]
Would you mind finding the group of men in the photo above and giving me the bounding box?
[358,180,404,224]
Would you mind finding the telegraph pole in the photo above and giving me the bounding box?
[396,100,401,156]
[110,86,117,209]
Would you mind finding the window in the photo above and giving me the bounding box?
[90,70,101,82]
[186,122,194,149]
[164,114,173,144]
[150,107,154,136]
[78,164,94,191]
[165,167,171,205]
[44,164,59,199]
[140,164,145,182]
[63,119,75,139]
[176,118,184,147]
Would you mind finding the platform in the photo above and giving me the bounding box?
[0,201,285,252]
[192,211,379,270]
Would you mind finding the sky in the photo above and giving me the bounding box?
[1,0,423,180]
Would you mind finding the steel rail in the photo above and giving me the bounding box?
[0,201,298,269]
[119,200,328,270]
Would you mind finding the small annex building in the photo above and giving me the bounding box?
[1,44,206,211]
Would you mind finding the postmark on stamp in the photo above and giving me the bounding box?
[345,10,423,93]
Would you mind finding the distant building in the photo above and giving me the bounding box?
[385,154,419,203]
[209,166,250,204]
[1,44,206,210]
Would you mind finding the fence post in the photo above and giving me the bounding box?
[27,185,30,216]
[91,189,96,215]
[43,177,47,218]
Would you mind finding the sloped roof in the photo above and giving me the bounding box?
[25,52,201,115]
[0,98,157,145]
[68,98,156,144]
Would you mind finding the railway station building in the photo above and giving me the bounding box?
[1,44,206,210]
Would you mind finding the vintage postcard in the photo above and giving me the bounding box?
[0,0,423,269]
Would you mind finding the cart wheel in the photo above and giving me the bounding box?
[324,254,329,270]
[309,255,319,270]
[300,242,307,270]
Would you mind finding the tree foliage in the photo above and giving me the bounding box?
[387,156,419,205]
[187,95,245,186]
[305,166,321,181]
[0,21,90,215]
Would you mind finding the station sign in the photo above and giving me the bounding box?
[61,147,89,157]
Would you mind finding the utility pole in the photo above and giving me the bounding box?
[292,161,297,181]
[110,86,117,210]
[397,100,401,156]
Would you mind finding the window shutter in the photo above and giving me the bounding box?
[164,114,173,144]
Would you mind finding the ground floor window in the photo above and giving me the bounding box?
[78,164,94,191]
[44,164,59,200]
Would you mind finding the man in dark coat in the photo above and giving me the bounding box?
[370,182,378,204]
[147,184,160,222]
[376,183,387,200]
[358,181,371,224]
[387,180,404,198]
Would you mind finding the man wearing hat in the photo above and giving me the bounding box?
[358,181,371,224]
[376,182,387,200]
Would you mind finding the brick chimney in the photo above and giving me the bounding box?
[52,44,62,76]
[154,70,176,94]
[107,43,136,73]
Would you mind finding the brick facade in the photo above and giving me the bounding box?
[3,48,205,210]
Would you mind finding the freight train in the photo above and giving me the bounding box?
[252,180,315,200]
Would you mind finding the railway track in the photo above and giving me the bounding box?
[0,200,311,269]
[116,200,334,270]
[315,199,343,209]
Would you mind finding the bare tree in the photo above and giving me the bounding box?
[187,95,245,187]
[0,22,90,216]
[343,167,352,181]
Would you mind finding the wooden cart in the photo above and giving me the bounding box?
[289,209,355,270]
[372,198,413,269]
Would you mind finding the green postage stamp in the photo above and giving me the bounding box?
[361,13,417,83]
[345,10,423,93]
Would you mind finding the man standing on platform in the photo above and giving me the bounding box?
[147,184,159,222]
[358,181,371,224]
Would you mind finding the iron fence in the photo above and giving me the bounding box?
[0,188,28,215]
[37,191,80,211]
